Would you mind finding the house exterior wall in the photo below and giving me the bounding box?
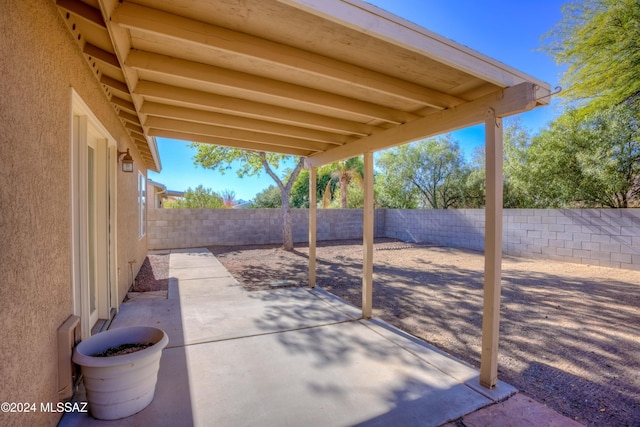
[117,172,149,301]
[0,2,148,425]
[148,208,638,270]
[147,181,165,208]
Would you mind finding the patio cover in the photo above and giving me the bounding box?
[55,0,551,388]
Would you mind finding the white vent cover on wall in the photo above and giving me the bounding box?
[57,315,81,401]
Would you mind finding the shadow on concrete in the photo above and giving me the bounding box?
[212,240,640,427]
[245,288,496,426]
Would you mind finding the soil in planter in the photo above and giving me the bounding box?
[93,343,154,357]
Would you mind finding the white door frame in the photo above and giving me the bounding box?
[70,90,118,339]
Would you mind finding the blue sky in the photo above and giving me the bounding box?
[149,0,567,201]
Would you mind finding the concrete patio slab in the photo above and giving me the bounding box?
[60,248,578,427]
[125,290,168,301]
[362,319,516,403]
[169,248,226,269]
[104,249,359,348]
[169,276,245,298]
[167,266,235,280]
[173,321,492,427]
[62,322,493,427]
[310,287,363,319]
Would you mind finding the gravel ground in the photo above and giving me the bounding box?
[136,240,640,427]
[132,254,169,292]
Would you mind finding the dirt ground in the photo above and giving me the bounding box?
[137,240,640,427]
[132,254,169,292]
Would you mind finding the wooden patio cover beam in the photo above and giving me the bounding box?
[307,82,539,167]
[361,151,375,319]
[480,110,504,389]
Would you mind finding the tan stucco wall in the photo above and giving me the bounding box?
[117,169,150,299]
[0,2,147,425]
[148,181,165,209]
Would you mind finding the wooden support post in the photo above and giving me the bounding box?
[362,152,374,319]
[480,109,504,389]
[308,166,317,288]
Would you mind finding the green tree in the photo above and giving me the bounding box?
[324,179,365,209]
[377,135,469,209]
[527,103,640,207]
[321,157,364,208]
[375,154,418,209]
[468,119,536,208]
[252,185,282,208]
[345,179,365,208]
[192,145,304,250]
[165,185,224,208]
[289,168,333,208]
[543,0,640,108]
[464,147,487,208]
[502,120,536,208]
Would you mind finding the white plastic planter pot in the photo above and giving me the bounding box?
[72,326,169,420]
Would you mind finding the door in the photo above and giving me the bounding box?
[71,91,117,339]
[85,124,112,332]
[87,141,98,327]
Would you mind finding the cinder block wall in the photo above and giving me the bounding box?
[148,208,384,249]
[502,209,639,270]
[148,208,639,270]
[384,209,639,270]
[383,209,486,251]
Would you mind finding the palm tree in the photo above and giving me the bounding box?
[322,158,363,208]
[220,189,237,208]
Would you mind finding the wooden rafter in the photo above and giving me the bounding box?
[144,117,330,153]
[134,81,380,136]
[148,129,313,157]
[126,50,418,125]
[118,110,141,124]
[141,102,350,145]
[83,43,120,69]
[112,2,463,109]
[55,0,159,171]
[56,0,105,29]
[100,75,129,94]
[111,96,136,113]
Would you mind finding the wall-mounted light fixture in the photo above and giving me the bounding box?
[117,149,134,173]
